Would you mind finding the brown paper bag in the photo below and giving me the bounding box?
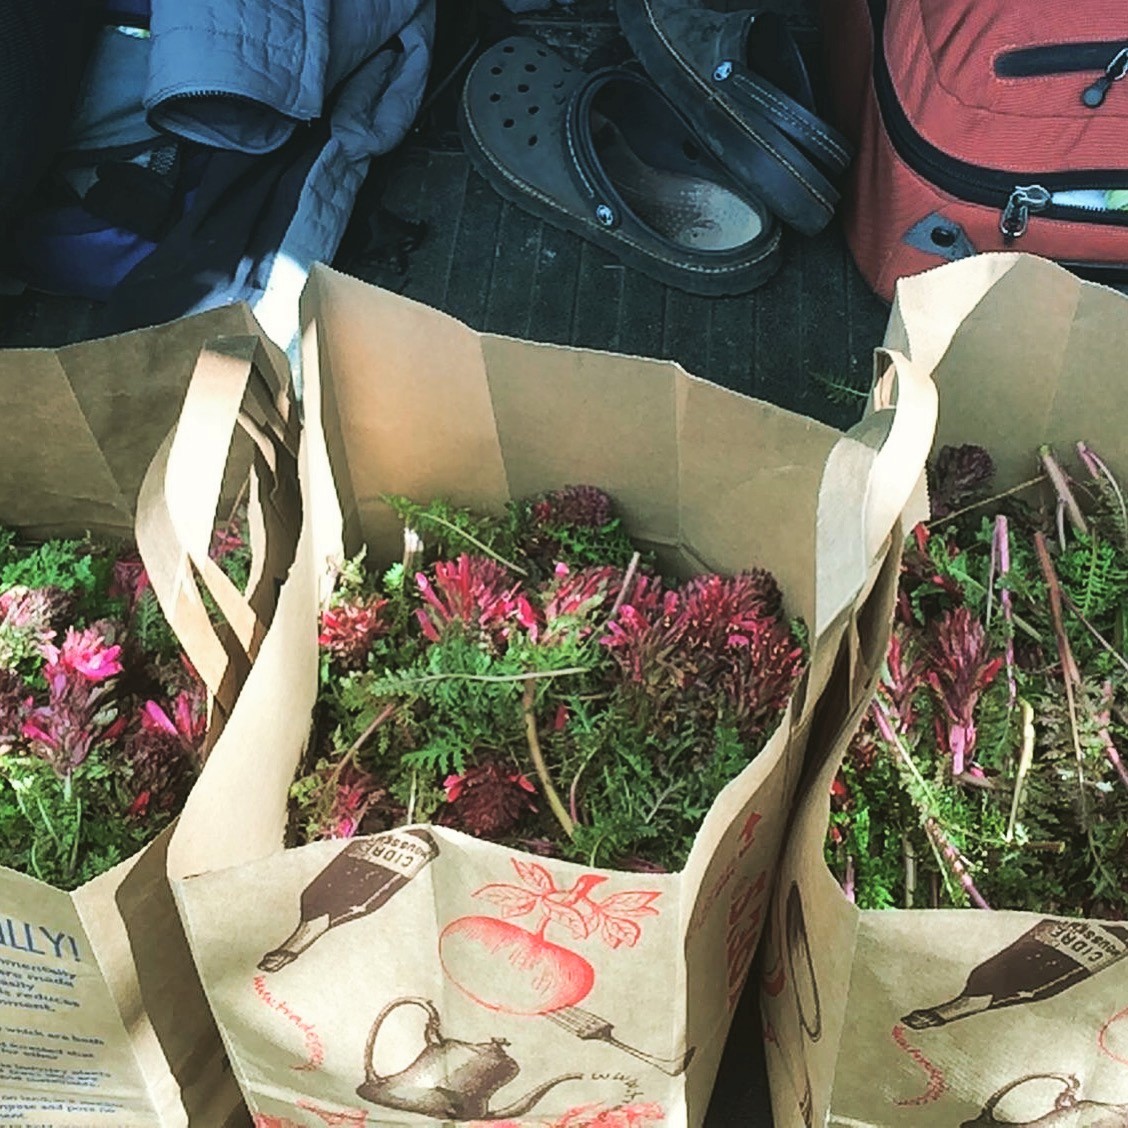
[761,253,1128,1128]
[167,265,936,1128]
[0,312,300,1126]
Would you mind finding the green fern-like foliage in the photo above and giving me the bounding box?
[130,588,182,661]
[1057,530,1128,623]
[382,495,521,566]
[1,536,121,621]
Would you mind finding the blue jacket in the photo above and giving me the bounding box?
[17,0,434,367]
[145,0,435,362]
[146,0,434,159]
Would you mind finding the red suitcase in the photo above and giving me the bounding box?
[825,0,1128,299]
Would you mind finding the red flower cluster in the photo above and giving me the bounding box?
[319,596,390,669]
[928,444,995,519]
[442,760,538,838]
[539,563,625,642]
[530,485,613,531]
[0,585,71,667]
[110,553,150,612]
[126,682,207,818]
[0,669,26,751]
[415,554,534,645]
[22,624,125,777]
[521,485,616,567]
[321,762,382,840]
[926,606,1003,775]
[601,570,803,740]
[210,519,245,563]
[896,523,964,625]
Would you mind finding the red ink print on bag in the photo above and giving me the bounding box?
[725,870,769,1008]
[467,1100,667,1128]
[1099,1004,1128,1066]
[686,808,764,937]
[891,1023,947,1106]
[440,859,693,1075]
[296,1103,368,1127]
[253,1106,367,1128]
[252,975,325,1072]
[761,953,786,998]
[440,860,660,1016]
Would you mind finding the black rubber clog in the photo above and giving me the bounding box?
[459,36,782,296]
[616,0,852,236]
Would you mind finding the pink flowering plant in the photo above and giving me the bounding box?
[290,487,805,870]
[828,444,1128,918]
[0,524,229,889]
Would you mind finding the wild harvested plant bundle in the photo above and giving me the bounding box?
[0,519,248,890]
[293,486,806,871]
[828,442,1128,918]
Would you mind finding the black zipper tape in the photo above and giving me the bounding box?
[867,0,1128,226]
[996,42,1128,78]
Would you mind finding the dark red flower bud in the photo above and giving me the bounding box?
[440,760,538,838]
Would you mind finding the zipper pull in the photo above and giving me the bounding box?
[1082,46,1128,107]
[1000,185,1051,240]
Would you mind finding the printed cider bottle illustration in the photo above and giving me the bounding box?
[903,918,1128,1029]
[259,828,437,971]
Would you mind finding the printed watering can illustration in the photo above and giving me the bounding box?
[961,1074,1128,1127]
[357,996,582,1120]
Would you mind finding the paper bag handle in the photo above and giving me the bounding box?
[136,335,301,720]
[814,348,937,634]
[863,348,936,560]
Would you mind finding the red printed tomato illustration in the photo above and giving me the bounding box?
[440,860,662,1016]
[440,916,596,1014]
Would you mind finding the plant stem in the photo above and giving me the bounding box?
[607,551,641,623]
[1060,591,1128,678]
[873,698,986,908]
[1005,698,1035,843]
[406,769,418,824]
[923,817,990,910]
[225,475,250,527]
[1098,681,1128,792]
[330,702,396,787]
[1033,532,1087,790]
[521,679,574,840]
[927,475,1047,530]
[1040,447,1088,537]
[1078,441,1128,549]
[872,698,934,800]
[643,783,679,825]
[923,824,959,906]
[411,511,528,577]
[568,744,602,826]
[384,666,590,691]
[1032,532,1109,878]
[401,526,424,574]
[68,796,82,878]
[991,515,1018,710]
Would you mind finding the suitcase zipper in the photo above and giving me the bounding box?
[999,185,1051,239]
[868,0,1128,238]
[1083,48,1128,107]
[995,42,1128,107]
